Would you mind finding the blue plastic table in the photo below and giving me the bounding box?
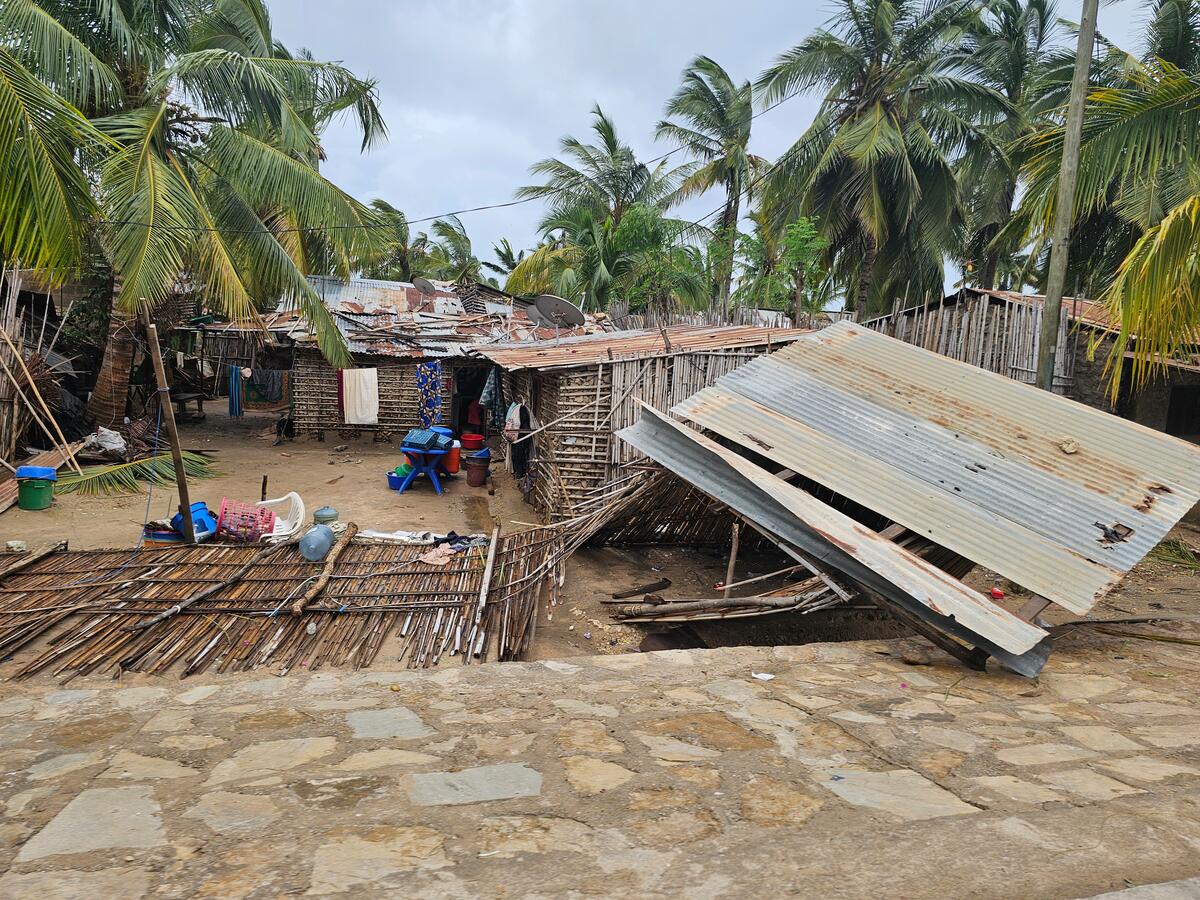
[397,447,451,495]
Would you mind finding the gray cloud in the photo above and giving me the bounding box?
[271,0,1149,268]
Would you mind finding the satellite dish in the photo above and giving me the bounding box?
[535,294,585,328]
[525,305,547,326]
[413,277,437,295]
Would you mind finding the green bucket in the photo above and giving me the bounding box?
[17,478,54,511]
[395,463,413,477]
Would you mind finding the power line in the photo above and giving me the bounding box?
[101,84,811,237]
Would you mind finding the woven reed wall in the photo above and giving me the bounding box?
[292,349,454,436]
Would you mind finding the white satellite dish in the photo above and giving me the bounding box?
[525,305,548,326]
[413,277,437,295]
[535,294,585,328]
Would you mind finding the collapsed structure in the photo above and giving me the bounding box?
[864,287,1200,442]
[615,321,1200,676]
[471,325,808,520]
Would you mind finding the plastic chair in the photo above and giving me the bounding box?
[257,492,305,543]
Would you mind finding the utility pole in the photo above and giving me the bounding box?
[1036,0,1100,391]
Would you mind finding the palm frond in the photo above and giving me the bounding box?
[0,46,100,272]
[56,451,217,496]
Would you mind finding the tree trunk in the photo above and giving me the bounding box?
[793,272,806,328]
[853,235,877,314]
[718,184,740,321]
[979,176,1018,290]
[85,277,135,428]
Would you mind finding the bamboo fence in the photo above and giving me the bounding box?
[0,530,561,680]
[509,346,781,522]
[865,293,1077,392]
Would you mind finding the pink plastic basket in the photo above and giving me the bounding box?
[216,497,275,543]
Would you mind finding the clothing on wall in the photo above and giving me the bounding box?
[249,368,284,403]
[227,364,243,417]
[341,368,379,425]
[479,365,505,429]
[416,361,443,428]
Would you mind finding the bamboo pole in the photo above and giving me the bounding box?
[0,326,82,474]
[143,315,195,543]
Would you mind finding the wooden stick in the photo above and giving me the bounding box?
[723,522,741,600]
[0,350,76,472]
[291,523,359,616]
[0,325,80,474]
[717,563,805,592]
[143,316,195,544]
[0,540,67,581]
[124,543,278,632]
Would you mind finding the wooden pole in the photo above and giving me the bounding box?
[723,522,740,600]
[143,314,196,543]
[1036,0,1099,390]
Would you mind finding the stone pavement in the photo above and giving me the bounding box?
[1,628,1199,898]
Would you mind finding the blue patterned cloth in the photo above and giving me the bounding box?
[416,361,443,428]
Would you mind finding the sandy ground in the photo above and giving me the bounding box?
[3,409,1199,667]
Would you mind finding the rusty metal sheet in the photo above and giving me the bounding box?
[673,321,1200,615]
[618,406,1051,675]
[472,325,809,371]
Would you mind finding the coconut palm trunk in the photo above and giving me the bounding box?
[86,277,135,427]
[718,186,741,319]
[854,236,877,313]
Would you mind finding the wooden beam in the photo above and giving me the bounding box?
[142,315,195,543]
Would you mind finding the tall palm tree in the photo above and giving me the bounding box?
[959,0,1058,289]
[1014,0,1200,395]
[656,56,765,316]
[757,0,1002,313]
[517,104,688,228]
[0,0,384,425]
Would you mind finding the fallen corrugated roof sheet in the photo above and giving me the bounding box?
[620,320,1200,675]
[471,325,809,371]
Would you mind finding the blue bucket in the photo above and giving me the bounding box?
[386,470,404,490]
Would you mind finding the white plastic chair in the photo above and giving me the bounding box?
[257,492,305,544]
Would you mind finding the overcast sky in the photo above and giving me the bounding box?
[271,1,1151,273]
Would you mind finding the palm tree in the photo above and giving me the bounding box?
[517,104,688,228]
[426,216,486,284]
[657,56,765,316]
[507,203,704,313]
[959,0,1058,289]
[757,0,1002,314]
[0,1,384,425]
[1013,0,1200,394]
[483,238,526,278]
[359,200,432,282]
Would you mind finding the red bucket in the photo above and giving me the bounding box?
[461,433,485,451]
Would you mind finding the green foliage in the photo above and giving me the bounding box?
[56,451,217,496]
[0,0,386,370]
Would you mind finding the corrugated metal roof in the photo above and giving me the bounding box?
[282,277,605,358]
[618,406,1051,676]
[672,320,1200,618]
[471,325,810,371]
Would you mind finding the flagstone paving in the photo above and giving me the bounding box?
[1,627,1199,898]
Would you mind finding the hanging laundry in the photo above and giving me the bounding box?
[227,364,243,417]
[341,368,379,425]
[415,361,443,428]
[503,402,523,442]
[480,365,505,429]
[249,368,284,403]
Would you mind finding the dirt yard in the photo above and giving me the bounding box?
[3,408,1199,667]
